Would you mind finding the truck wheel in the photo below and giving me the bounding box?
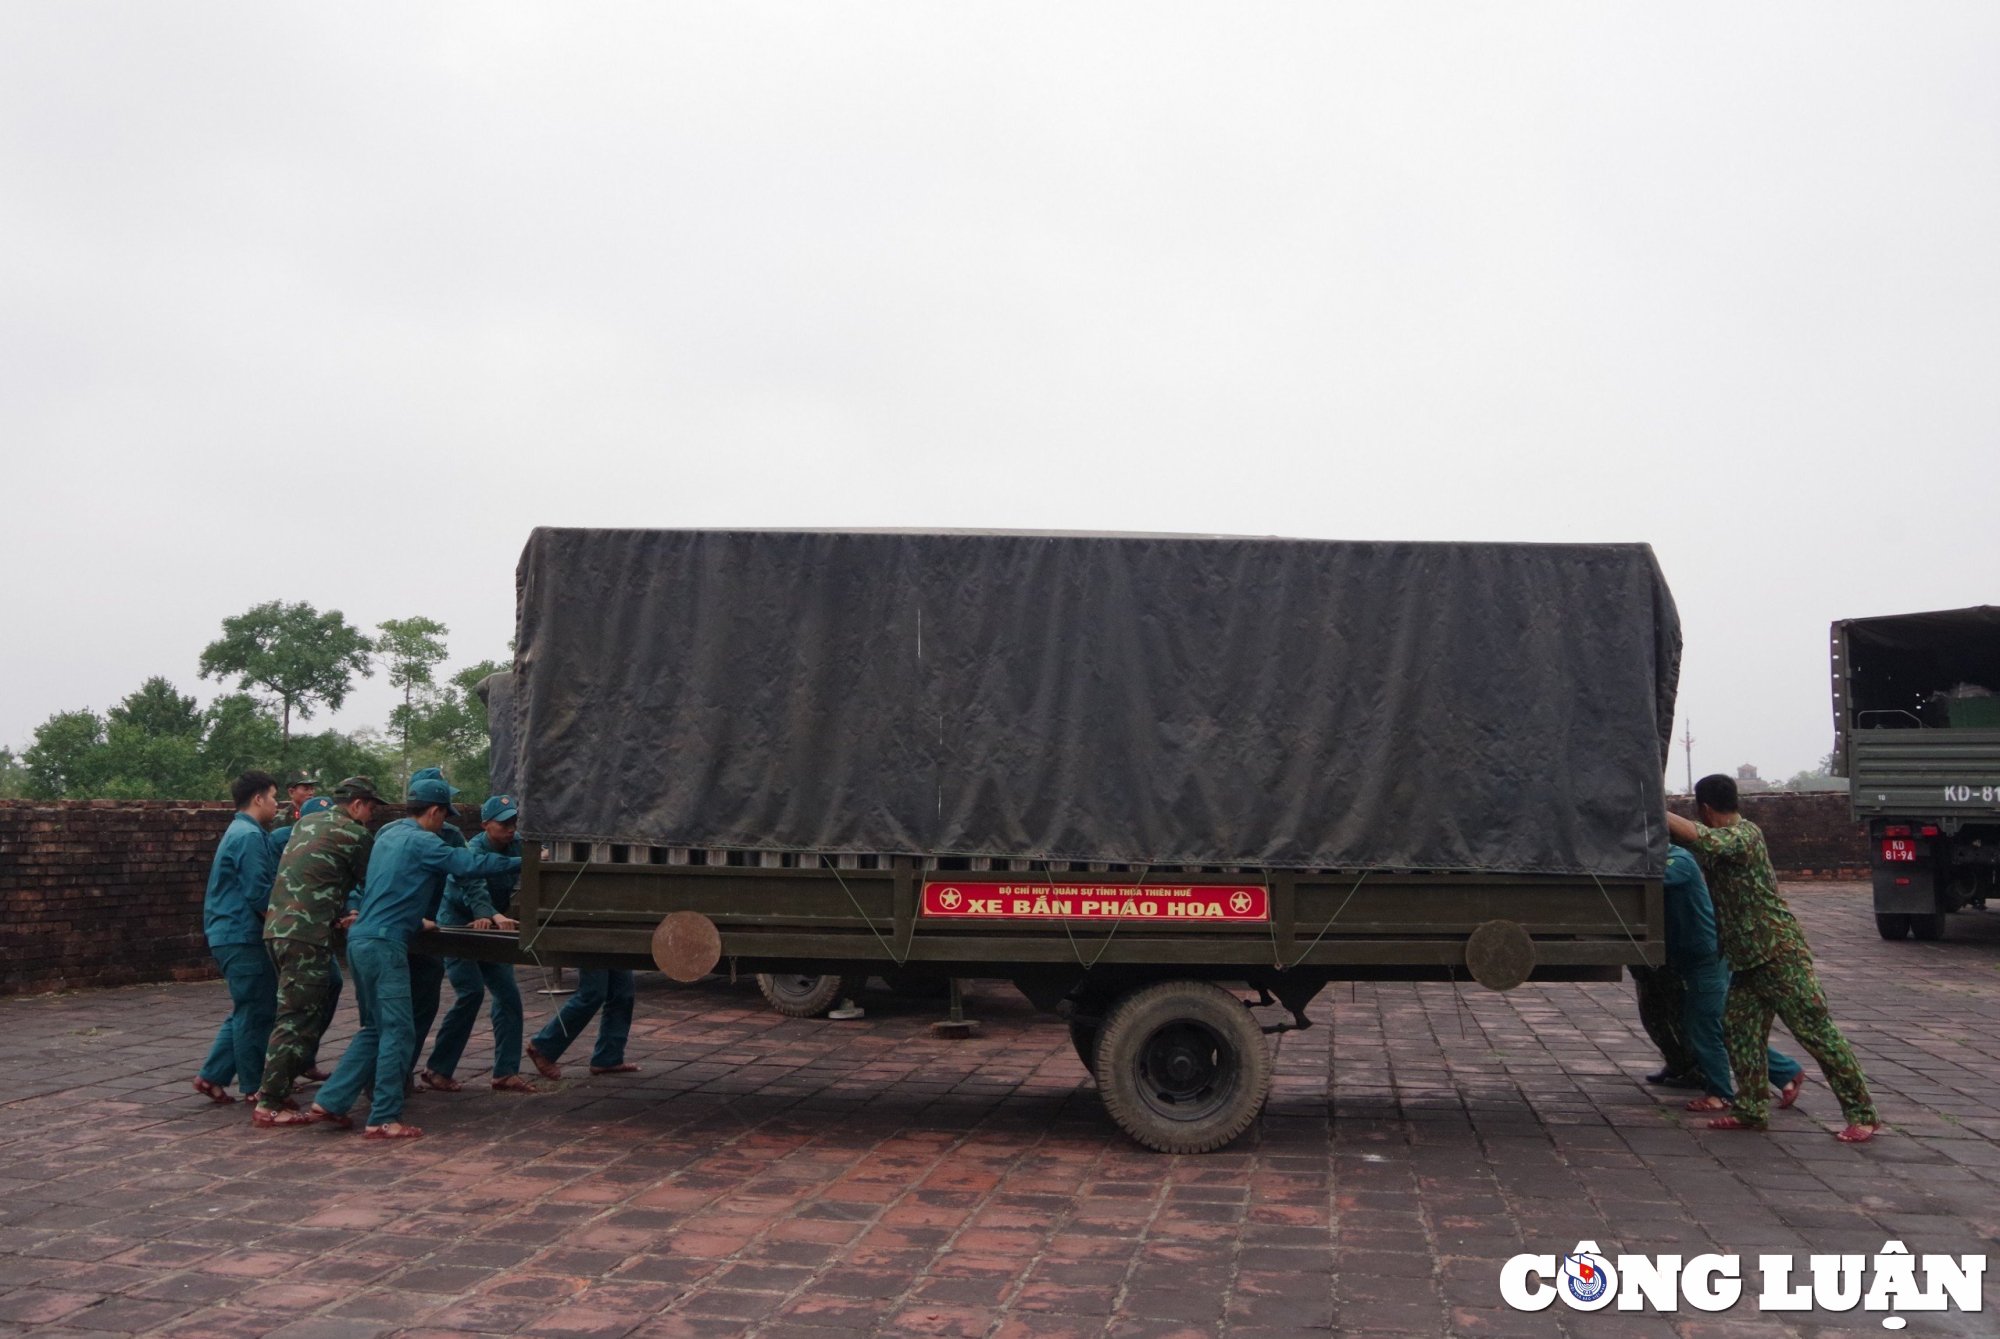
[1874,914,1911,940]
[1095,980,1272,1154]
[1910,913,1947,941]
[1068,1019,1102,1077]
[757,974,846,1018]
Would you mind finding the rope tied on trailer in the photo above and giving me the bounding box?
[1284,869,1370,971]
[821,854,910,967]
[1590,871,1659,969]
[518,856,592,975]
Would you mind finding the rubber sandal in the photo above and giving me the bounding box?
[308,1106,354,1130]
[589,1063,640,1075]
[418,1070,463,1093]
[1777,1074,1807,1110]
[362,1124,424,1141]
[192,1078,236,1105]
[1683,1095,1729,1113]
[491,1075,537,1094]
[301,1067,331,1083]
[525,1043,562,1081]
[1706,1116,1767,1132]
[251,1106,319,1129]
[1836,1122,1881,1144]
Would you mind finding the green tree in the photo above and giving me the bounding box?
[107,676,203,739]
[22,710,109,798]
[94,678,214,798]
[376,617,451,787]
[198,601,374,761]
[200,692,283,780]
[0,747,32,799]
[288,727,400,797]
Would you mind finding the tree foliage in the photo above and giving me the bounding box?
[377,616,450,787]
[198,601,374,759]
[22,710,109,798]
[0,747,30,799]
[12,604,504,802]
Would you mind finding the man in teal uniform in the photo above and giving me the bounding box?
[526,968,640,1080]
[1668,774,1881,1142]
[403,767,465,1090]
[308,769,520,1139]
[193,770,281,1104]
[421,794,532,1092]
[1661,844,1803,1114]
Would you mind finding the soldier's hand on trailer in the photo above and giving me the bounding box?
[494,914,518,932]
[469,917,494,930]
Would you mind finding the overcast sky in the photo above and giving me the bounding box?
[3,4,1995,783]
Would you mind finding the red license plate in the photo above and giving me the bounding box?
[1881,838,1918,863]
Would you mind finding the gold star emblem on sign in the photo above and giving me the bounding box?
[1230,891,1253,914]
[939,888,962,909]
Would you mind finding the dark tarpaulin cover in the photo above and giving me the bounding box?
[513,528,1680,877]
[474,672,519,799]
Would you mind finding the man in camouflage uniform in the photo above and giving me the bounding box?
[253,776,390,1128]
[1667,773,1881,1142]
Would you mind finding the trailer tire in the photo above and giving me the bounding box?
[1874,914,1911,940]
[757,974,847,1018]
[1068,1019,1102,1077]
[1911,913,1947,941]
[1095,980,1272,1154]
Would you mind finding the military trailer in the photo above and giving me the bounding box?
[1832,606,2000,940]
[441,528,1677,1152]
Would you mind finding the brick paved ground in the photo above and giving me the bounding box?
[2,881,1996,1338]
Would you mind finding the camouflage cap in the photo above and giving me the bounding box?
[284,771,319,789]
[330,775,392,804]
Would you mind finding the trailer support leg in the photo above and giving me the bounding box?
[931,978,979,1039]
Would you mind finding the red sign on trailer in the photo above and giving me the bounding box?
[920,881,1269,922]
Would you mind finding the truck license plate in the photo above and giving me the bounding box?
[1881,838,1918,862]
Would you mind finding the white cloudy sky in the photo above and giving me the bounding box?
[3,4,1995,781]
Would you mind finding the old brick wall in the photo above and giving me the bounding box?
[1668,790,1868,877]
[0,800,481,998]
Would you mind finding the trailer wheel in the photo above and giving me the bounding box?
[1910,913,1947,941]
[1874,914,1911,940]
[757,974,846,1018]
[1068,1019,1102,1077]
[1095,980,1272,1154]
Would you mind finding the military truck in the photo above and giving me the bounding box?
[437,528,1677,1152]
[1832,606,2000,940]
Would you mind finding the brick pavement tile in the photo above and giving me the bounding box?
[674,1288,784,1322]
[884,1304,1000,1337]
[154,1311,293,1337]
[519,1306,648,1339]
[54,1296,196,1332]
[261,1321,396,1339]
[771,1292,895,1329]
[0,1289,102,1324]
[419,1294,551,1332]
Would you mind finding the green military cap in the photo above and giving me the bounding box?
[407,766,460,807]
[330,774,392,804]
[284,770,319,789]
